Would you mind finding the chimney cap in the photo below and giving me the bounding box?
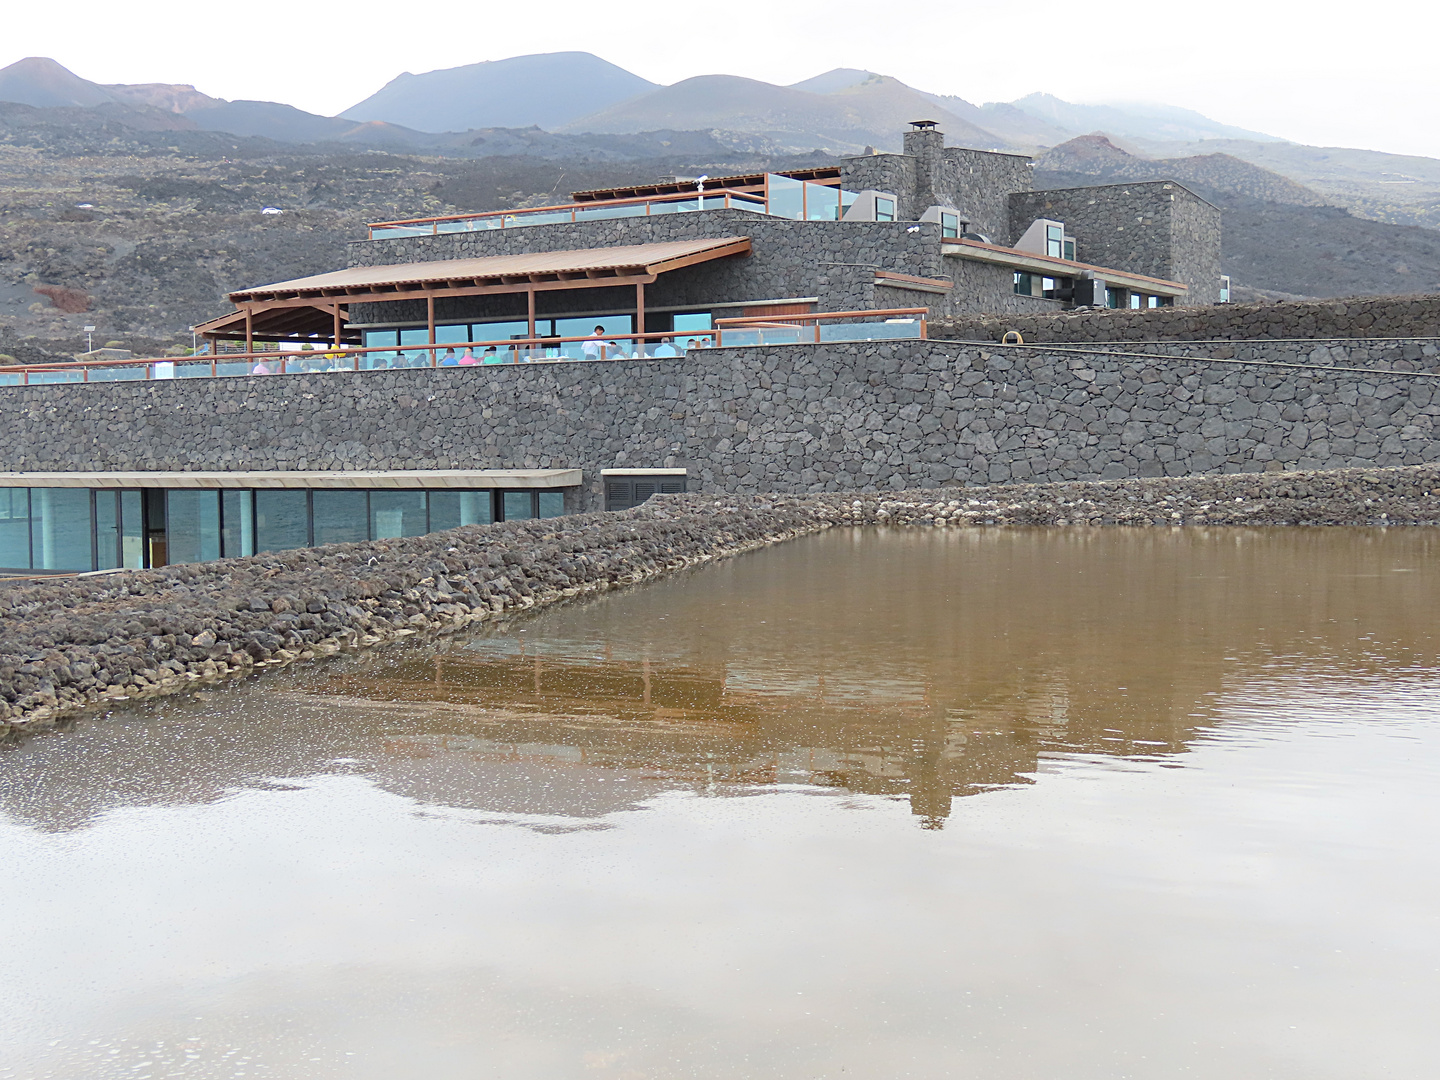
[908,119,940,130]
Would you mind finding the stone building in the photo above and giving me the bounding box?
[0,124,1232,574]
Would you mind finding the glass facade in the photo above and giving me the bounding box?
[0,487,567,572]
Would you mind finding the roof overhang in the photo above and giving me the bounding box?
[942,238,1188,296]
[193,302,360,343]
[0,470,582,490]
[227,238,752,309]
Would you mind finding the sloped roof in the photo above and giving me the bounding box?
[228,238,752,304]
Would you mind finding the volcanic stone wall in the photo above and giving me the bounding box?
[934,293,1440,344]
[6,338,1440,506]
[1008,181,1223,303]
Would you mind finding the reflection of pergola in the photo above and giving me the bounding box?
[201,237,752,351]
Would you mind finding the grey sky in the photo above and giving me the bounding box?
[5,0,1435,158]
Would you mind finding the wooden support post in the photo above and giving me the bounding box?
[635,281,645,353]
[527,287,536,341]
[244,307,253,355]
[426,295,436,366]
[332,305,342,351]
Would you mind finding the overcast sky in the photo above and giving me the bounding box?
[5,0,1437,159]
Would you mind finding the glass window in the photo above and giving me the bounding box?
[313,490,370,545]
[31,488,93,571]
[1063,239,1075,260]
[1130,293,1143,309]
[370,491,427,539]
[1046,225,1063,259]
[434,324,470,345]
[537,492,565,519]
[95,491,120,571]
[874,197,896,222]
[363,330,398,350]
[255,490,309,553]
[397,328,433,368]
[1013,272,1033,296]
[121,490,144,568]
[429,491,493,531]
[766,175,805,220]
[672,312,713,333]
[1105,288,1121,309]
[221,490,254,559]
[471,320,530,345]
[940,212,959,239]
[166,490,222,565]
[839,189,860,217]
[502,491,535,521]
[0,488,31,569]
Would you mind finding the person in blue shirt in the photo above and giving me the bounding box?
[439,348,459,366]
[651,337,680,357]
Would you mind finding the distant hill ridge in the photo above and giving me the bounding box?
[1036,135,1329,206]
[0,53,1280,152]
[3,52,1439,233]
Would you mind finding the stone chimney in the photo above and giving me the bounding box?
[903,120,945,218]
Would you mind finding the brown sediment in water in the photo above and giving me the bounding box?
[4,462,1440,739]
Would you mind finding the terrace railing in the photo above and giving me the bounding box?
[0,311,928,386]
[369,190,769,239]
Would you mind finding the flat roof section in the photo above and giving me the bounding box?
[942,238,1188,296]
[0,470,582,490]
[228,238,753,306]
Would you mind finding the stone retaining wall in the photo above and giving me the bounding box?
[7,339,1440,507]
[5,465,1440,740]
[933,293,1440,344]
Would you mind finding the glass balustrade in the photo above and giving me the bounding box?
[370,185,846,237]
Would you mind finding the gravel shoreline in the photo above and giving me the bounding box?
[5,463,1440,741]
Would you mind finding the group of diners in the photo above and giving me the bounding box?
[248,326,711,375]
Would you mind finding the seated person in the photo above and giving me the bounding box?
[650,336,680,357]
[439,347,459,366]
[458,347,478,365]
[482,346,503,365]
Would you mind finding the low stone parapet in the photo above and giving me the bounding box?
[933,294,1440,344]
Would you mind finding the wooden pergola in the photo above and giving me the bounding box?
[193,302,358,349]
[211,237,753,352]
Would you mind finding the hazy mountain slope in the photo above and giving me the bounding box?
[341,52,656,134]
[1036,136,1327,206]
[103,82,222,113]
[1011,94,1277,144]
[1135,138,1440,231]
[184,101,362,142]
[0,56,117,108]
[788,69,874,94]
[563,73,1010,154]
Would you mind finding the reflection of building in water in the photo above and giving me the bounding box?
[302,642,1215,828]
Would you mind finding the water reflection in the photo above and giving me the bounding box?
[7,526,1438,833]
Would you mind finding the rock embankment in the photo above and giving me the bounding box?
[5,463,1440,741]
